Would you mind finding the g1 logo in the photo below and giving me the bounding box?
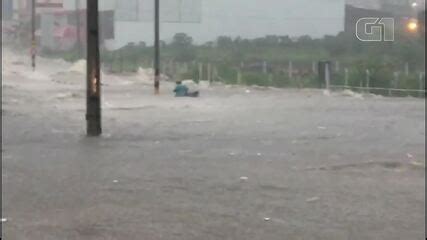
[356,18,394,42]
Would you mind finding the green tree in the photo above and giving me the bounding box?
[216,36,233,49]
[170,33,196,62]
[171,33,193,48]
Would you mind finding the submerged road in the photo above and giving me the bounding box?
[2,52,425,239]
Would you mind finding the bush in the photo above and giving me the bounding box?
[242,72,270,86]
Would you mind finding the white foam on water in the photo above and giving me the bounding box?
[68,59,87,74]
[21,70,51,81]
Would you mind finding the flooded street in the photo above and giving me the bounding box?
[2,50,425,239]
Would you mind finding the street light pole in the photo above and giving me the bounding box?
[154,0,160,95]
[31,0,36,71]
[86,0,102,136]
[75,0,82,58]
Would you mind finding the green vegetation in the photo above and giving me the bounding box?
[43,30,426,97]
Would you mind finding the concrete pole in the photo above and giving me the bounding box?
[325,62,330,91]
[344,68,349,88]
[288,61,293,80]
[268,74,273,86]
[31,0,36,71]
[198,63,203,81]
[419,72,425,98]
[366,69,370,93]
[213,66,218,82]
[405,62,409,76]
[154,0,160,94]
[86,0,102,136]
[120,49,124,72]
[207,63,212,84]
[389,72,399,97]
[75,0,82,58]
[312,61,316,74]
[395,72,400,89]
[262,61,267,74]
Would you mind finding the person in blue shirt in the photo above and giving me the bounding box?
[173,81,189,97]
[173,81,199,97]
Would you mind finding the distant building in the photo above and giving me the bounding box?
[39,1,114,52]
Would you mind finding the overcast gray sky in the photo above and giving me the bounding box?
[107,0,345,48]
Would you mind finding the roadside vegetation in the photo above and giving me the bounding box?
[14,28,424,97]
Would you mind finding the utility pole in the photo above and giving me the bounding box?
[31,0,36,71]
[154,0,160,95]
[75,0,82,58]
[86,0,102,136]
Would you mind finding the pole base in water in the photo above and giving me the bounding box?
[86,114,102,136]
[154,76,160,95]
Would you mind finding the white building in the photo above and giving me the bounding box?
[61,0,345,50]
